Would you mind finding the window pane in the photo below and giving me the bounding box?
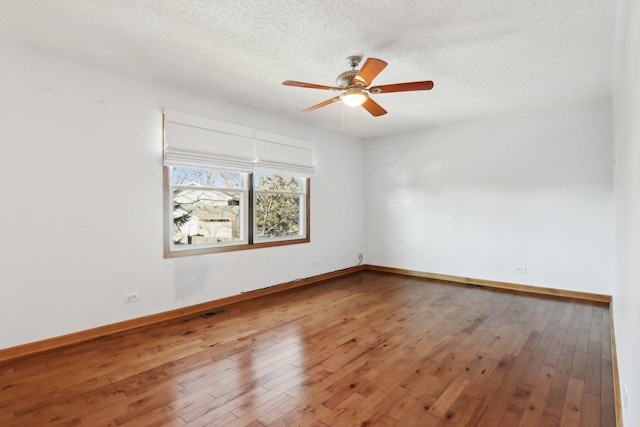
[255,193,301,238]
[173,188,242,245]
[254,173,302,192]
[172,167,243,188]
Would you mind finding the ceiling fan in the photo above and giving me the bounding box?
[282,56,434,117]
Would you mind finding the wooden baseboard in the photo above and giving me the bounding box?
[364,265,612,303]
[1,264,612,363]
[609,303,624,427]
[0,265,365,363]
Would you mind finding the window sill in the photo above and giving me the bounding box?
[163,236,310,258]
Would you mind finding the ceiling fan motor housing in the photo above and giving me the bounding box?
[336,70,358,88]
[336,55,363,88]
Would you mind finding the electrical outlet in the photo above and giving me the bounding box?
[515,266,527,273]
[358,253,363,261]
[124,293,138,303]
[312,260,318,267]
[623,383,628,412]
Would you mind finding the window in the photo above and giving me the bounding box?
[254,173,307,241]
[165,166,310,257]
[162,110,314,258]
[170,167,248,248]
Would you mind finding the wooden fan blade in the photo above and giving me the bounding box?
[282,80,340,91]
[353,58,388,87]
[369,80,434,94]
[361,98,387,117]
[302,96,341,112]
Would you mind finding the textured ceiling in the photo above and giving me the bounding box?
[0,0,616,139]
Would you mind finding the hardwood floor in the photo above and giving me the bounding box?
[0,271,616,426]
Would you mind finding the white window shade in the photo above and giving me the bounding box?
[164,110,255,172]
[163,110,315,176]
[254,130,315,176]
[164,121,256,172]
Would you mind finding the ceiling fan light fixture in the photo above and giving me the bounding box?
[341,89,368,107]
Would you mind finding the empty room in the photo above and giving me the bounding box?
[1,1,638,426]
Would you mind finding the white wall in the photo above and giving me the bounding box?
[613,0,640,424]
[0,42,365,349]
[364,100,613,295]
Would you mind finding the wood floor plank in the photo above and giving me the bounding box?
[584,316,604,397]
[458,375,501,426]
[544,343,576,418]
[581,392,601,427]
[0,271,615,426]
[427,375,469,419]
[518,364,556,426]
[562,377,587,427]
